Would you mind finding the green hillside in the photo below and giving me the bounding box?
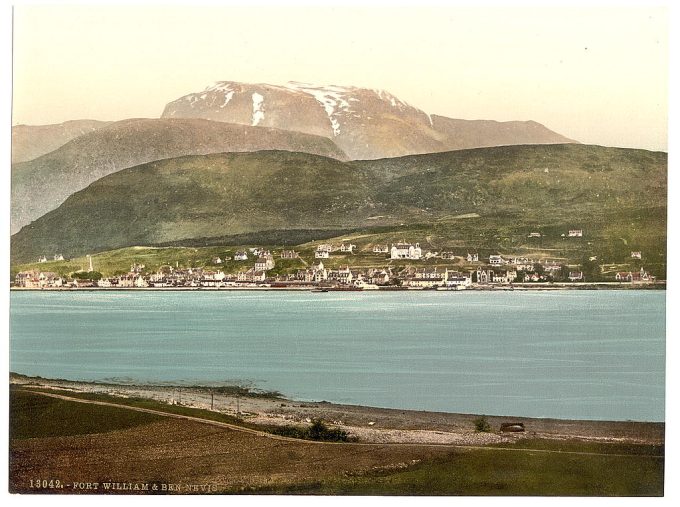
[11,118,347,233]
[10,145,667,276]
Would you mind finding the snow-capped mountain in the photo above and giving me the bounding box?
[162,80,576,159]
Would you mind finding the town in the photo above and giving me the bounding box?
[13,234,658,290]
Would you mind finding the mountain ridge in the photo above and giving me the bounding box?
[11,118,347,234]
[161,80,577,159]
[11,119,112,163]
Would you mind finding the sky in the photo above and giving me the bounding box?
[11,3,669,151]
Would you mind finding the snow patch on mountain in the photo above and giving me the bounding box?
[251,93,265,126]
[285,82,353,136]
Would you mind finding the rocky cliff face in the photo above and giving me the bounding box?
[162,80,576,159]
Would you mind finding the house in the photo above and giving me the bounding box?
[327,265,353,284]
[489,255,505,265]
[406,268,448,288]
[366,268,390,285]
[37,272,63,288]
[255,254,275,271]
[38,256,47,263]
[134,275,149,288]
[631,251,642,259]
[445,271,472,288]
[528,232,541,238]
[440,252,456,260]
[280,250,298,259]
[212,256,223,264]
[14,270,40,288]
[492,270,517,284]
[234,251,248,261]
[616,271,633,282]
[203,271,226,281]
[315,244,332,258]
[312,261,328,281]
[466,253,479,262]
[524,272,544,282]
[53,254,65,261]
[568,229,583,237]
[542,264,562,275]
[568,271,584,281]
[248,248,262,256]
[372,245,389,254]
[617,267,655,283]
[475,268,515,284]
[296,269,315,282]
[390,242,422,260]
[340,243,356,253]
[237,268,266,283]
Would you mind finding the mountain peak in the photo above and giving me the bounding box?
[162,80,577,159]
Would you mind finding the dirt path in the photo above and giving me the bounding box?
[22,389,663,459]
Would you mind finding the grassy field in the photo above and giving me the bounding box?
[9,388,163,439]
[9,387,664,496]
[265,445,664,496]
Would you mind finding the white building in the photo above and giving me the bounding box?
[390,243,422,260]
[466,253,479,262]
[446,272,472,288]
[489,255,505,265]
[405,268,448,288]
[315,250,330,259]
[255,255,275,271]
[234,251,248,261]
[134,276,149,288]
[568,229,583,237]
[372,245,389,254]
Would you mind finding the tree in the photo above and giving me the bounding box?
[474,416,491,432]
[71,271,102,281]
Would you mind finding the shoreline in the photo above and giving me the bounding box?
[8,281,667,292]
[10,373,665,446]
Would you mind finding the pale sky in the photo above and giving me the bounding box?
[12,3,668,151]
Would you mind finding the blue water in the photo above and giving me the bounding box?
[9,290,666,421]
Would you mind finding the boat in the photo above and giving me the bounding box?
[310,288,329,293]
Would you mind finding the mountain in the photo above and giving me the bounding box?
[11,118,347,234]
[11,144,666,267]
[430,116,578,151]
[161,80,577,159]
[12,120,112,164]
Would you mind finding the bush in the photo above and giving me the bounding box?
[271,418,351,442]
[474,416,491,433]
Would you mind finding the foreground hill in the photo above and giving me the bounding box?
[11,119,111,163]
[10,144,666,267]
[162,80,576,159]
[11,118,347,233]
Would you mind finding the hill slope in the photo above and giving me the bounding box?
[11,120,111,164]
[10,145,666,266]
[161,80,576,159]
[11,118,347,233]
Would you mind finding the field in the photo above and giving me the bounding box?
[9,386,664,495]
